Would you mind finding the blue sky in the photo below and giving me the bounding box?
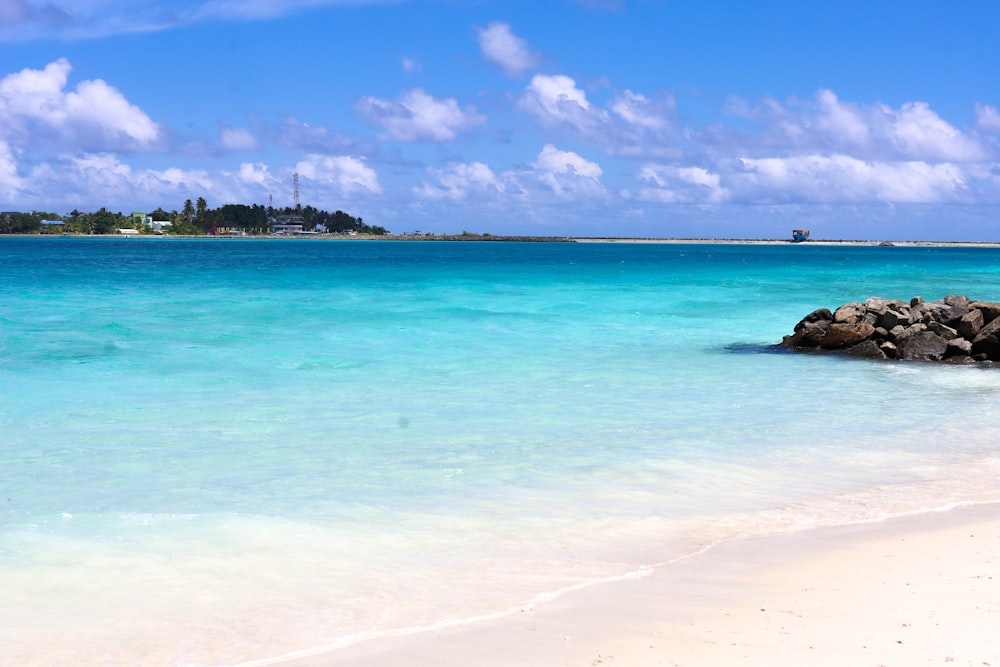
[2,0,999,239]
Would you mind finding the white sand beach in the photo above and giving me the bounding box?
[277,503,999,667]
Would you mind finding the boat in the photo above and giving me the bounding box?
[792,228,810,242]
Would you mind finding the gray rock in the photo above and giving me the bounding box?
[863,297,893,313]
[843,340,887,359]
[897,331,949,360]
[889,324,907,338]
[955,309,984,339]
[896,323,927,341]
[944,294,971,308]
[879,340,898,358]
[782,324,828,348]
[973,315,1000,344]
[971,316,1000,358]
[880,309,910,330]
[926,321,958,338]
[820,322,876,349]
[947,337,973,355]
[833,302,865,324]
[793,308,833,332]
[969,301,1000,324]
[781,295,1000,363]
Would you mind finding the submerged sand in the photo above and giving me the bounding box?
[275,503,999,667]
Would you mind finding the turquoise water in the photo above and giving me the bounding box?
[2,238,1000,665]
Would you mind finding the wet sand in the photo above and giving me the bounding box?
[274,503,999,667]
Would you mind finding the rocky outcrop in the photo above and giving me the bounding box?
[780,295,1000,363]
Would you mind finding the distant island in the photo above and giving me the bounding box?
[0,199,387,236]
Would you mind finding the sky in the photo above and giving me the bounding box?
[2,0,1000,239]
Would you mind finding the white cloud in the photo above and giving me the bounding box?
[415,162,502,201]
[517,74,679,157]
[813,89,869,147]
[220,125,258,151]
[238,161,271,186]
[294,154,381,196]
[535,144,602,178]
[476,22,539,78]
[883,100,982,161]
[518,74,604,134]
[0,58,160,151]
[532,144,606,199]
[636,164,729,204]
[357,88,486,142]
[975,103,1000,132]
[720,89,986,162]
[731,154,968,204]
[0,140,24,199]
[611,90,672,131]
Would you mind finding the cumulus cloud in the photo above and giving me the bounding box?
[356,88,487,142]
[0,58,160,151]
[518,74,605,134]
[721,88,986,162]
[532,144,607,199]
[476,22,539,77]
[0,140,25,199]
[610,90,672,131]
[636,164,729,204]
[294,154,381,196]
[415,162,502,200]
[730,155,968,204]
[518,74,678,157]
[238,161,272,186]
[14,151,221,210]
[220,125,258,151]
[975,103,1000,132]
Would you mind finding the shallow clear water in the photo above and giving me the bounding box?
[2,238,999,665]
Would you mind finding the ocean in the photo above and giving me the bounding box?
[2,237,999,666]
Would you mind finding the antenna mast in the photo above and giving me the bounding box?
[293,172,301,211]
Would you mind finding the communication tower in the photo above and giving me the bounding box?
[293,172,300,211]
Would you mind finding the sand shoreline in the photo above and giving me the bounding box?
[269,502,999,667]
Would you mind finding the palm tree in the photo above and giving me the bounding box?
[182,199,195,224]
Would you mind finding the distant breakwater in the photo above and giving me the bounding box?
[780,295,1000,363]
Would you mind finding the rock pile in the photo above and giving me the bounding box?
[780,295,1000,363]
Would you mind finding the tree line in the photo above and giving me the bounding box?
[1,198,387,236]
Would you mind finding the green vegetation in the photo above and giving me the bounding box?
[1,200,388,236]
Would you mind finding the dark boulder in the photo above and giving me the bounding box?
[955,309,984,339]
[821,322,876,349]
[780,295,1000,364]
[971,316,1000,358]
[833,302,865,324]
[897,331,950,360]
[970,301,1000,324]
[843,340,887,359]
